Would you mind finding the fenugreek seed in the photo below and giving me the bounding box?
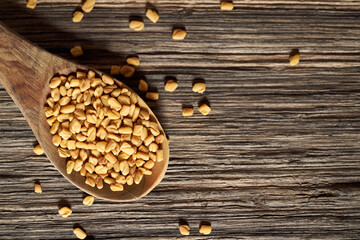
[118,127,132,135]
[51,88,60,102]
[110,171,120,179]
[33,144,44,155]
[70,46,83,57]
[60,139,67,149]
[111,89,122,98]
[290,53,300,66]
[144,160,155,169]
[111,65,121,75]
[60,105,75,114]
[87,173,98,179]
[199,225,212,235]
[198,104,211,115]
[49,77,61,88]
[76,141,88,149]
[104,85,117,94]
[26,0,37,9]
[102,74,114,85]
[58,206,72,218]
[119,152,131,160]
[52,134,61,146]
[82,0,95,13]
[80,79,91,92]
[108,97,122,111]
[129,21,144,31]
[126,57,140,66]
[155,134,165,144]
[139,110,150,121]
[80,166,87,176]
[96,176,103,189]
[120,105,130,116]
[192,82,206,93]
[172,29,187,40]
[134,170,144,184]
[110,183,124,191]
[34,183,42,193]
[59,96,71,106]
[156,149,164,162]
[144,135,155,146]
[95,165,108,174]
[148,142,158,152]
[120,160,130,175]
[220,1,234,11]
[67,88,73,97]
[129,165,137,176]
[138,145,149,153]
[59,128,72,140]
[85,176,96,187]
[72,11,84,23]
[123,117,133,127]
[67,140,76,150]
[179,225,190,235]
[142,168,152,175]
[70,149,80,159]
[164,80,178,92]
[73,227,87,240]
[74,159,83,172]
[84,162,95,173]
[146,9,159,23]
[126,175,134,185]
[105,140,117,153]
[105,152,117,164]
[83,195,95,206]
[146,92,159,100]
[120,65,135,78]
[115,175,126,184]
[96,141,107,152]
[136,159,145,167]
[88,70,95,79]
[60,86,67,96]
[103,177,115,185]
[138,79,148,92]
[67,160,75,174]
[182,107,194,116]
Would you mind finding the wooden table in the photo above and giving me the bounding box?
[1,0,360,239]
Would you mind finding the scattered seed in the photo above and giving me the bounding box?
[126,57,140,66]
[82,0,95,13]
[192,82,206,93]
[34,183,42,193]
[83,195,95,206]
[70,46,83,57]
[33,145,44,155]
[146,92,159,100]
[120,65,135,78]
[58,206,72,218]
[220,1,234,11]
[182,107,194,117]
[26,0,36,9]
[138,79,148,92]
[199,225,212,235]
[72,11,84,23]
[198,104,211,115]
[172,29,187,40]
[179,225,190,235]
[111,65,121,75]
[129,20,144,31]
[73,227,87,239]
[289,53,300,66]
[146,9,159,23]
[164,80,178,92]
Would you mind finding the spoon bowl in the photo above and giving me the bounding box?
[0,22,169,201]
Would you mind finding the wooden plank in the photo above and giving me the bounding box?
[1,0,360,239]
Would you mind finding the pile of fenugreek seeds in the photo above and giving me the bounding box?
[44,70,165,191]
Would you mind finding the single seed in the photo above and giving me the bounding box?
[73,227,87,240]
[199,225,212,235]
[289,53,300,66]
[110,65,121,75]
[67,160,75,174]
[49,77,61,88]
[129,21,144,31]
[83,195,95,206]
[102,74,114,85]
[26,0,36,9]
[82,0,95,13]
[146,92,159,100]
[198,104,211,115]
[134,170,144,184]
[60,105,75,114]
[70,46,83,57]
[172,29,187,40]
[138,79,148,92]
[192,82,206,93]
[156,150,164,162]
[146,9,159,23]
[33,145,44,155]
[110,183,124,191]
[220,1,234,11]
[120,65,135,78]
[72,11,84,23]
[58,206,72,218]
[182,107,194,117]
[126,57,140,66]
[34,183,42,193]
[164,80,178,92]
[144,160,155,169]
[179,225,190,235]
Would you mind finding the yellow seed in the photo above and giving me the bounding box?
[120,105,130,116]
[34,183,42,193]
[104,177,116,185]
[126,175,134,185]
[120,160,130,175]
[105,152,117,164]
[134,170,144,184]
[88,70,95,79]
[110,183,124,191]
[148,143,158,152]
[118,127,132,135]
[102,74,114,85]
[129,21,144,31]
[289,53,300,66]
[73,227,87,240]
[70,46,83,57]
[110,65,121,75]
[74,159,83,172]
[149,152,156,161]
[164,80,178,92]
[96,176,103,189]
[72,11,84,23]
[146,92,159,100]
[66,160,75,174]
[182,107,194,117]
[146,9,159,23]
[52,134,61,146]
[133,124,143,136]
[192,82,206,93]
[179,225,190,235]
[172,29,187,40]
[83,196,95,206]
[220,1,234,11]
[144,160,155,169]
[49,77,61,88]
[84,162,95,173]
[95,165,108,174]
[85,176,96,187]
[51,88,60,102]
[96,141,107,152]
[67,140,76,150]
[116,175,126,184]
[108,97,122,111]
[82,0,95,13]
[58,206,72,218]
[33,145,44,155]
[60,105,75,114]
[138,79,148,92]
[156,149,164,162]
[126,57,140,66]
[199,225,212,235]
[26,0,36,9]
[120,65,135,78]
[59,96,71,106]
[198,104,211,115]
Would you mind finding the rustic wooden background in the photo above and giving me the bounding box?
[1,0,360,239]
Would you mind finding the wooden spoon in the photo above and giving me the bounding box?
[0,23,169,201]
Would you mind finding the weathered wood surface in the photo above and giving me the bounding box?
[1,0,360,239]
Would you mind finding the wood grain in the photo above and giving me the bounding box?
[1,0,360,239]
